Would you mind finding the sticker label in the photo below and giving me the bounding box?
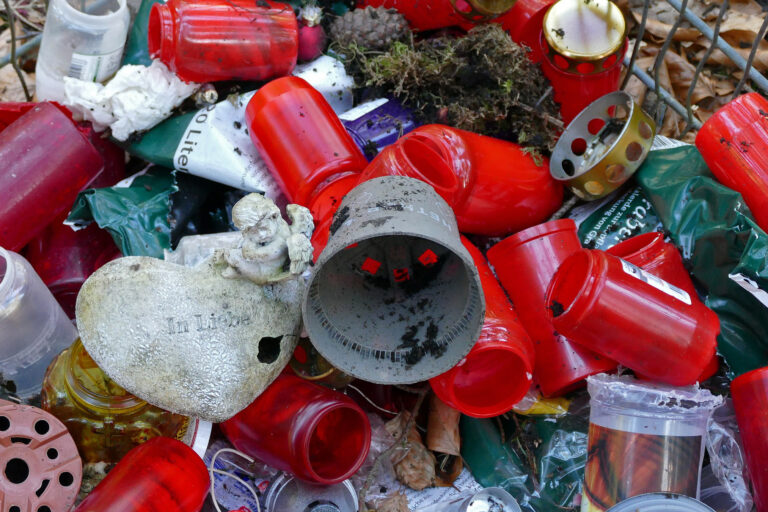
[620,259,692,305]
[729,273,768,309]
[651,135,690,151]
[67,47,124,82]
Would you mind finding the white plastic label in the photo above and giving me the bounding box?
[67,46,124,82]
[620,259,692,305]
[730,273,768,309]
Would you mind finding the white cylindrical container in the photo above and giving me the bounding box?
[0,248,78,399]
[35,0,130,102]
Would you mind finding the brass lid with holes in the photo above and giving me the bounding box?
[450,0,517,21]
[542,0,626,70]
[550,92,656,201]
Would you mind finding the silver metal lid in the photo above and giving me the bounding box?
[606,493,716,512]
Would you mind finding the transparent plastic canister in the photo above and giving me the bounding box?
[36,0,130,103]
[0,247,78,400]
[41,338,190,464]
[582,374,723,512]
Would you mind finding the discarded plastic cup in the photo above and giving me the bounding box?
[264,473,358,512]
[246,76,368,207]
[430,238,535,418]
[359,124,563,236]
[606,493,716,512]
[0,103,104,252]
[582,374,723,512]
[546,249,719,386]
[0,247,78,400]
[487,220,616,397]
[731,366,768,512]
[72,437,209,512]
[149,0,298,83]
[221,372,371,485]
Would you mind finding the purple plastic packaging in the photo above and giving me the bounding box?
[340,98,417,160]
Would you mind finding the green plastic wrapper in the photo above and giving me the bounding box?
[635,139,768,377]
[67,167,177,258]
[460,399,589,512]
[123,0,162,67]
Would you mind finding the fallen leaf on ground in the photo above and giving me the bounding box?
[385,412,436,491]
[376,492,411,512]
[426,395,461,456]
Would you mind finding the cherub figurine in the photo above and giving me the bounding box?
[217,193,314,284]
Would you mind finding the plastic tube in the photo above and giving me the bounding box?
[731,367,768,512]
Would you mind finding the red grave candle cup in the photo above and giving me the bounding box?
[731,367,768,512]
[245,76,368,208]
[430,238,535,418]
[497,0,557,62]
[606,232,719,381]
[73,437,209,512]
[221,373,371,485]
[487,220,616,397]
[546,249,719,386]
[149,0,298,83]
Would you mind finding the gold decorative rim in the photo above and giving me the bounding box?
[543,0,626,61]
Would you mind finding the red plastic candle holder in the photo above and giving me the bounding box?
[149,0,298,83]
[430,238,535,418]
[732,367,768,512]
[221,373,371,485]
[487,220,616,397]
[359,124,563,237]
[73,437,209,512]
[546,249,719,386]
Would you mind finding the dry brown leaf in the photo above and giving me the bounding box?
[0,65,34,102]
[719,10,767,37]
[385,412,436,491]
[425,395,461,457]
[434,455,463,487]
[694,41,768,72]
[376,492,411,512]
[635,13,701,42]
[663,50,717,107]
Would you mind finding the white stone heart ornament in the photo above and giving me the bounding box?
[76,194,313,423]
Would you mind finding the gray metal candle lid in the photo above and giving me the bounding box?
[303,176,485,384]
[264,473,358,512]
[606,493,715,512]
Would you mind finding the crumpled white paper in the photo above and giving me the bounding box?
[63,60,199,141]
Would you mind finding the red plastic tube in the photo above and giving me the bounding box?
[539,35,628,126]
[546,249,719,386]
[487,220,616,397]
[73,437,209,512]
[606,233,719,381]
[308,174,359,260]
[359,124,563,236]
[430,238,535,418]
[246,76,368,208]
[0,103,104,252]
[148,0,298,83]
[695,93,768,233]
[221,373,371,485]
[497,0,556,62]
[732,367,768,512]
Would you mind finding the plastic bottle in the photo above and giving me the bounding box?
[430,238,535,418]
[41,339,190,463]
[72,437,209,512]
[731,367,768,512]
[149,0,298,83]
[245,76,368,208]
[36,0,130,103]
[546,249,719,386]
[0,248,78,400]
[221,372,371,485]
[538,0,627,125]
[486,220,616,397]
[358,124,563,236]
[0,103,104,252]
[695,92,768,234]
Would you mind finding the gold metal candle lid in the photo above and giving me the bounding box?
[543,0,626,61]
[450,0,517,21]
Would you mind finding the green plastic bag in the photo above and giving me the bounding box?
[123,0,163,67]
[635,141,768,377]
[67,167,177,258]
[460,398,589,512]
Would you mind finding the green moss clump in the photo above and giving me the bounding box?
[334,24,561,151]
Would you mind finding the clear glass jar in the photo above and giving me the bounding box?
[41,338,190,463]
[0,247,78,400]
[36,0,130,102]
